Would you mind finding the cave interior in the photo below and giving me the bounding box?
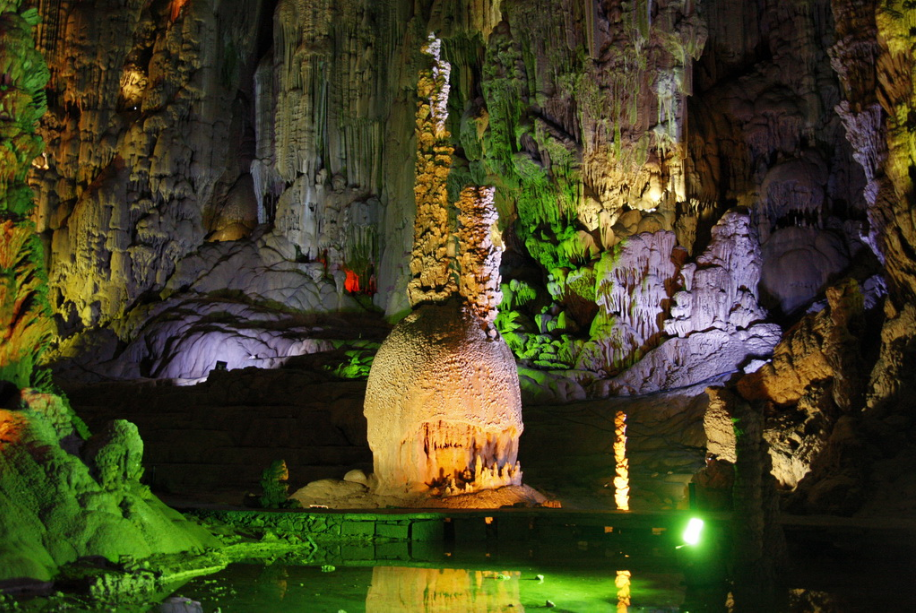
[1,0,916,610]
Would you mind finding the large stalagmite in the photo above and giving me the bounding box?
[364,36,525,499]
[365,300,523,496]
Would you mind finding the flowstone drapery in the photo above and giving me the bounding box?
[364,36,525,499]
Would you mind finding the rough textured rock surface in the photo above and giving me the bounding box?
[666,210,768,336]
[407,35,457,308]
[0,390,215,583]
[31,0,878,405]
[364,301,522,496]
[602,324,782,396]
[32,0,269,329]
[456,185,502,329]
[0,3,218,588]
[737,279,872,508]
[160,228,357,313]
[19,0,916,524]
[48,300,338,384]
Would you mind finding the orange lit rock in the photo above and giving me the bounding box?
[362,35,526,502]
[738,280,865,407]
[364,300,523,496]
[0,410,26,450]
[407,35,457,308]
[737,280,867,494]
[456,185,502,331]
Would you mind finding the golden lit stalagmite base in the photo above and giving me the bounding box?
[363,300,526,499]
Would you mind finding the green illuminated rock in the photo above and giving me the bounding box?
[0,391,216,585]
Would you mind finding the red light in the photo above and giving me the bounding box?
[344,269,361,293]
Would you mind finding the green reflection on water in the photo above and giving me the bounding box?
[168,549,694,613]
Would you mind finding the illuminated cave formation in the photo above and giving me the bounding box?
[2,0,916,604]
[364,300,523,496]
[364,35,524,498]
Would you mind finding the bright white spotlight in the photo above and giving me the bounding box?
[683,517,704,546]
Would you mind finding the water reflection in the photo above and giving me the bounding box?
[615,570,630,613]
[614,410,629,510]
[366,567,523,613]
[160,546,705,613]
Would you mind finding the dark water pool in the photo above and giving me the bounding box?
[160,536,915,613]
[167,558,688,613]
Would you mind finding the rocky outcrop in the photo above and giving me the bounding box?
[666,211,768,336]
[737,279,869,506]
[690,0,869,317]
[456,186,502,329]
[602,325,782,396]
[49,300,339,384]
[592,210,781,395]
[0,392,215,584]
[161,227,356,313]
[32,0,269,329]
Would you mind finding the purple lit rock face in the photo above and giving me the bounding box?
[51,300,334,384]
[760,227,850,316]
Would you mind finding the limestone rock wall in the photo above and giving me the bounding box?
[31,0,909,422]
[689,0,872,318]
[476,0,875,398]
[31,0,267,329]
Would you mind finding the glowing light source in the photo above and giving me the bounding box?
[614,410,629,510]
[170,0,190,22]
[683,517,704,546]
[344,268,361,293]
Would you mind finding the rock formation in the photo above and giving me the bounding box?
[7,0,915,531]
[0,391,215,583]
[30,0,875,407]
[364,300,523,497]
[0,3,214,586]
[363,36,524,500]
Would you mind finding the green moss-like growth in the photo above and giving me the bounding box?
[0,3,54,393]
[0,392,216,585]
[0,222,55,391]
[259,459,291,509]
[328,349,375,380]
[84,420,145,490]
